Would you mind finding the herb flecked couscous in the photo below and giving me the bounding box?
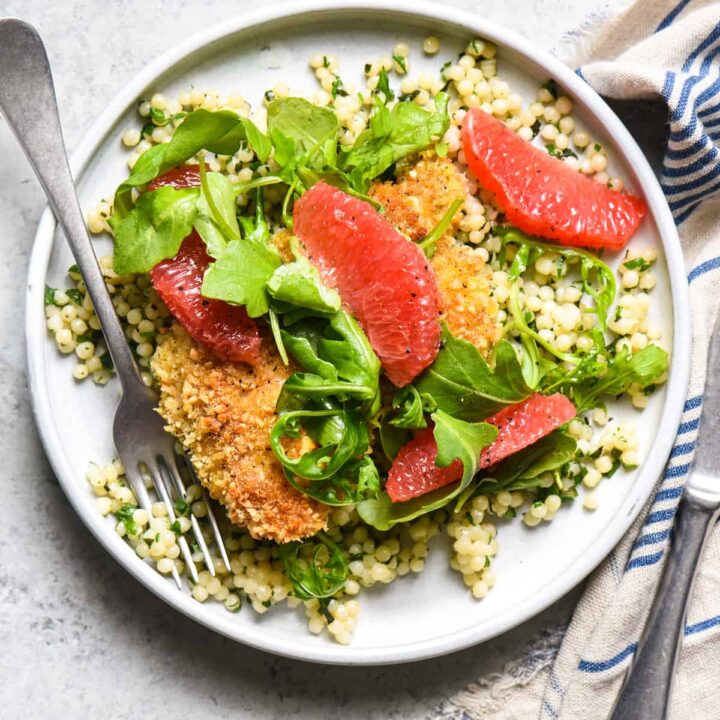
[44,35,667,644]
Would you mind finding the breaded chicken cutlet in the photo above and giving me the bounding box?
[152,325,328,543]
[151,154,498,543]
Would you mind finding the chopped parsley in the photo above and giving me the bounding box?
[623,257,652,272]
[44,285,59,307]
[392,54,408,74]
[331,76,349,99]
[375,67,394,101]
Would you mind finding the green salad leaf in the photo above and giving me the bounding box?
[388,386,427,429]
[271,408,369,480]
[112,109,239,218]
[267,97,340,172]
[271,311,381,505]
[200,238,281,317]
[110,109,269,219]
[194,169,240,257]
[278,532,349,599]
[415,328,533,421]
[477,430,576,493]
[358,412,497,530]
[113,186,199,275]
[267,257,341,316]
[497,226,616,333]
[206,115,272,161]
[341,93,450,192]
[543,344,668,412]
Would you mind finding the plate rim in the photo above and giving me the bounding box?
[24,0,691,665]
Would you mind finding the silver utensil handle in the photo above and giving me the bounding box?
[0,18,141,387]
[610,488,720,720]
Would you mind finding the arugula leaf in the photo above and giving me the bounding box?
[200,238,281,317]
[415,328,533,421]
[206,116,272,161]
[279,532,348,599]
[271,408,369,480]
[358,412,497,530]
[284,455,380,506]
[113,186,199,275]
[267,97,340,171]
[497,226,616,334]
[267,257,341,315]
[341,93,450,192]
[389,386,427,429]
[433,411,498,482]
[550,344,668,412]
[112,109,239,218]
[194,170,240,257]
[477,430,576,493]
[418,197,463,257]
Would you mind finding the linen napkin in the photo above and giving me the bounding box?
[440,1,720,718]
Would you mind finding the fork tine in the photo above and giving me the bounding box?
[184,458,232,573]
[159,453,216,577]
[124,465,182,590]
[145,460,199,584]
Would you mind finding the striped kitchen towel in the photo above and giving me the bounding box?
[440,1,720,718]
[541,2,720,718]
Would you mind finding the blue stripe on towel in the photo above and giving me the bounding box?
[670,441,696,458]
[656,0,694,33]
[578,643,638,673]
[684,396,703,411]
[580,614,720,674]
[654,486,684,503]
[625,550,664,571]
[632,528,672,551]
[686,614,720,635]
[678,417,700,434]
[663,462,692,480]
[645,507,678,525]
[689,256,720,282]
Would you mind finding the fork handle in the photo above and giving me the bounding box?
[610,486,720,720]
[0,19,142,388]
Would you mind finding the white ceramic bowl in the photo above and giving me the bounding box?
[25,0,690,665]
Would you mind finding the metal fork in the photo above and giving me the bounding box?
[0,18,230,587]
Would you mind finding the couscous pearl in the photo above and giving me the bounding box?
[559,116,575,134]
[583,493,599,511]
[555,96,573,115]
[622,270,640,289]
[423,35,440,55]
[595,455,613,474]
[151,501,168,518]
[591,153,608,173]
[540,124,558,141]
[573,131,589,148]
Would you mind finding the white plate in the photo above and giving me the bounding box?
[25,0,690,665]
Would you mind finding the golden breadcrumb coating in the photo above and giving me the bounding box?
[431,235,500,354]
[369,151,467,241]
[151,324,328,543]
[371,154,500,353]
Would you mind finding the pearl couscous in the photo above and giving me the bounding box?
[44,36,667,644]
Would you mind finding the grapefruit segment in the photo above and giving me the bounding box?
[148,166,261,365]
[461,109,646,251]
[293,182,441,386]
[386,393,576,502]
